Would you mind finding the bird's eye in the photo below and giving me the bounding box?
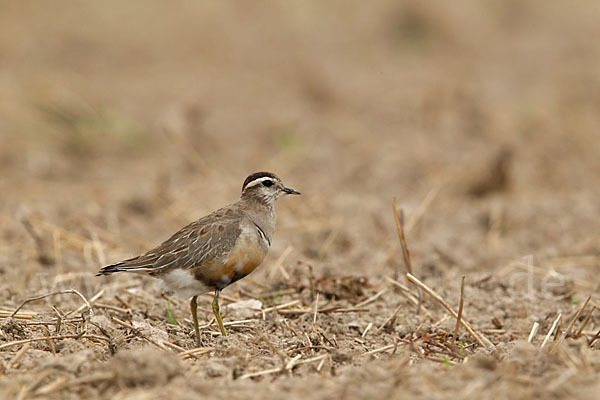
[262,180,273,187]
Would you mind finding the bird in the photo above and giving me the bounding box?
[97,172,300,345]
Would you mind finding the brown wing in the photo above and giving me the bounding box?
[97,206,243,276]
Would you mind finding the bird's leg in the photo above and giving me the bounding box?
[190,295,202,346]
[212,289,227,336]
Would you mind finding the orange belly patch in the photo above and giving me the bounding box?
[194,234,266,289]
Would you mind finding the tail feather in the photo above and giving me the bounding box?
[96,255,156,276]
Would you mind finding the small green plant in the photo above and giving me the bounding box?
[572,299,579,305]
[443,357,451,366]
[166,298,178,325]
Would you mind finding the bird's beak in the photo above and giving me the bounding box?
[283,187,301,195]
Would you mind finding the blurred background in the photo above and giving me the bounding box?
[1,0,600,291]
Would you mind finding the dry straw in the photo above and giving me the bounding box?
[406,273,494,350]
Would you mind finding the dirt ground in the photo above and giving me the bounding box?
[2,1,600,399]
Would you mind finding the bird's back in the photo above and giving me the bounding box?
[97,205,244,277]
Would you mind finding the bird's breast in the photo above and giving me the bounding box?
[194,232,267,289]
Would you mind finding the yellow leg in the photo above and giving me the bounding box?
[190,296,202,346]
[212,290,227,336]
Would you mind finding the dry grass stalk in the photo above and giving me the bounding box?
[564,295,591,338]
[316,357,326,372]
[354,289,387,308]
[114,295,130,309]
[277,307,370,316]
[262,299,301,313]
[0,334,110,350]
[67,289,104,317]
[198,318,255,330]
[238,366,282,380]
[267,245,293,282]
[162,341,186,352]
[361,322,373,338]
[375,187,439,275]
[322,307,370,313]
[42,326,57,355]
[393,200,426,315]
[553,319,563,341]
[239,354,328,380]
[392,199,413,276]
[110,317,168,351]
[294,354,328,367]
[178,347,215,358]
[50,306,63,333]
[8,343,31,368]
[453,275,466,340]
[385,276,417,296]
[24,318,83,327]
[285,354,303,370]
[34,376,69,396]
[312,292,320,327]
[94,303,130,314]
[432,314,452,327]
[575,306,596,338]
[528,322,540,343]
[405,185,440,234]
[0,310,36,320]
[482,329,511,335]
[10,289,93,319]
[406,273,494,349]
[588,328,600,347]
[257,331,288,364]
[376,303,403,333]
[540,313,562,349]
[304,332,313,349]
[384,276,433,318]
[360,343,397,357]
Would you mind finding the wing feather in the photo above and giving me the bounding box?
[97,206,243,276]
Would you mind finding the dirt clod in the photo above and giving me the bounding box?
[107,348,182,387]
[332,350,353,364]
[205,360,230,378]
[0,319,26,340]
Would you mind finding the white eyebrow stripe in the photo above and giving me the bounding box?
[244,176,274,189]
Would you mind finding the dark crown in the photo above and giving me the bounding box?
[242,172,280,192]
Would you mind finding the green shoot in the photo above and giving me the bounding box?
[166,298,177,325]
